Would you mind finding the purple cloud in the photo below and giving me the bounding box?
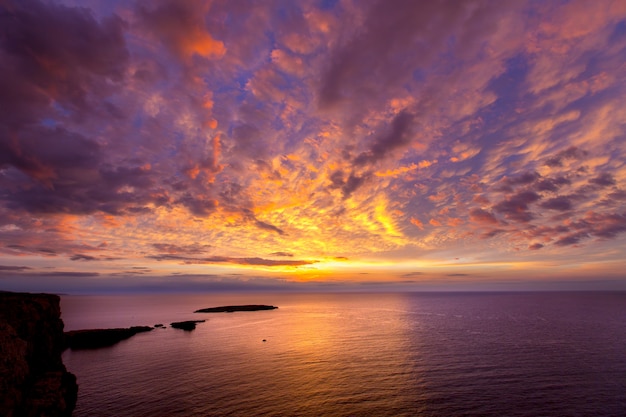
[353,110,414,166]
[544,147,588,167]
[469,208,499,225]
[493,191,541,223]
[554,232,589,246]
[589,173,616,187]
[270,252,294,257]
[148,254,316,267]
[0,265,31,271]
[151,243,211,255]
[540,196,573,211]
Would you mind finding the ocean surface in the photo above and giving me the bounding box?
[61,292,626,416]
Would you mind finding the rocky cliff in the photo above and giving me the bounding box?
[0,291,78,417]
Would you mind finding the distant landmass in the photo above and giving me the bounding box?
[194,305,278,313]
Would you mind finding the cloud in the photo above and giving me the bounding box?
[469,208,499,225]
[9,271,101,278]
[270,252,294,257]
[327,169,371,199]
[523,210,626,247]
[0,0,128,122]
[69,254,122,262]
[410,218,424,230]
[5,244,57,256]
[554,232,589,247]
[148,254,317,267]
[353,110,414,166]
[540,196,573,211]
[69,254,97,262]
[544,146,588,167]
[3,161,162,216]
[401,271,424,278]
[341,172,370,199]
[492,191,541,223]
[177,194,218,217]
[589,173,616,187]
[534,176,570,192]
[1,0,626,290]
[606,190,626,203]
[0,0,171,218]
[254,219,285,235]
[494,171,541,193]
[318,0,512,111]
[481,229,506,239]
[584,212,626,239]
[151,243,211,255]
[0,265,31,271]
[136,0,225,61]
[0,127,100,186]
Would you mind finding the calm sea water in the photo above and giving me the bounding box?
[61,292,626,416]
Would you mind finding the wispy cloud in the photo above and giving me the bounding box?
[148,254,317,267]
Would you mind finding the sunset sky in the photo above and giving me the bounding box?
[1,0,626,293]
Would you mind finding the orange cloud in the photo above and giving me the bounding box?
[183,30,225,59]
[410,217,424,230]
[429,218,442,227]
[139,1,226,62]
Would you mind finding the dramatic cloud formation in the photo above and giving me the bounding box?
[1,0,626,291]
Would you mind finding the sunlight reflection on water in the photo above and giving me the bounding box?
[62,292,626,416]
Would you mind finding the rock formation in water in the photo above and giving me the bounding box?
[170,320,206,331]
[65,326,154,350]
[194,305,278,313]
[0,291,78,417]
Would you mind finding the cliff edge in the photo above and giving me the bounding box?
[0,291,78,417]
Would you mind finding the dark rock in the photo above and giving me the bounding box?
[65,326,153,350]
[194,305,278,313]
[0,291,78,417]
[170,320,205,331]
[154,323,164,328]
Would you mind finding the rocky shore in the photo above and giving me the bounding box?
[65,326,154,350]
[0,292,280,416]
[0,291,77,417]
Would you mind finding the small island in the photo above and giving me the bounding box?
[194,305,278,313]
[65,326,153,350]
[170,320,205,331]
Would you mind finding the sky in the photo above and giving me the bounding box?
[1,0,626,293]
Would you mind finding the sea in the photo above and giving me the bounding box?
[60,291,626,416]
